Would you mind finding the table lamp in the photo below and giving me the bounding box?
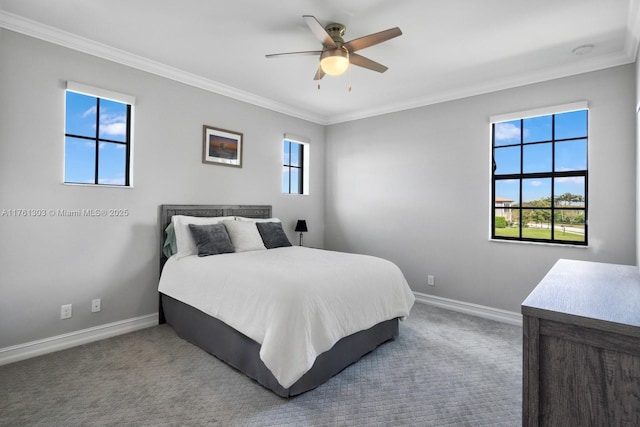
[295,220,308,246]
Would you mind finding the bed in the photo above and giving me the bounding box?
[158,204,415,397]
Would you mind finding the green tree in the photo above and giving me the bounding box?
[495,216,507,228]
[554,192,585,224]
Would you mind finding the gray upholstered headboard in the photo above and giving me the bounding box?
[159,204,272,270]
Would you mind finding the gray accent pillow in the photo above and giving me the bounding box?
[188,223,234,256]
[256,221,292,249]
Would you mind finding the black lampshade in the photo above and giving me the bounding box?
[295,220,308,233]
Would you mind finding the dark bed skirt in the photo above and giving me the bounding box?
[160,293,399,397]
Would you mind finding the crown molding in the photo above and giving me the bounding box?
[2,6,638,127]
[326,48,635,125]
[0,11,327,125]
[330,1,640,125]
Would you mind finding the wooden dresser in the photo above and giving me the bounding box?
[522,259,640,426]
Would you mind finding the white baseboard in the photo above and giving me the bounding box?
[1,295,520,366]
[0,313,159,366]
[413,292,522,326]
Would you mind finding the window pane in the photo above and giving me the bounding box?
[494,146,520,175]
[555,110,587,140]
[98,99,128,143]
[523,143,552,173]
[290,168,301,194]
[522,178,551,206]
[494,120,520,146]
[282,166,290,193]
[494,208,517,237]
[555,139,586,171]
[554,209,586,243]
[283,141,290,164]
[554,177,585,207]
[523,115,552,143]
[283,141,304,194]
[65,136,96,183]
[495,180,519,207]
[66,92,97,138]
[290,142,302,167]
[98,142,126,185]
[522,209,552,240]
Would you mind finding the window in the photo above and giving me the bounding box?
[282,135,309,195]
[491,102,588,245]
[64,82,134,186]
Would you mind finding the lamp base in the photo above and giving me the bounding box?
[299,233,303,246]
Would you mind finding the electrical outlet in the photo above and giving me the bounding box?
[91,298,101,313]
[60,304,72,319]
[427,275,435,286]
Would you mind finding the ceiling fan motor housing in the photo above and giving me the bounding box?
[325,23,346,45]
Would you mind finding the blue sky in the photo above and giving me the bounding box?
[65,92,128,185]
[494,109,587,204]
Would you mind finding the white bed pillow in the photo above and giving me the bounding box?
[222,219,267,252]
[172,215,235,258]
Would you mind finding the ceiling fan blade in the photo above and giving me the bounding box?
[344,27,402,53]
[349,53,388,73]
[303,15,338,49]
[265,50,322,59]
[313,65,326,80]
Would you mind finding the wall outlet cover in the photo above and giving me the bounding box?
[60,304,72,319]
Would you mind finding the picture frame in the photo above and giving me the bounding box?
[202,125,243,167]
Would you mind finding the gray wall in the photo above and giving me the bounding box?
[0,30,325,348]
[1,27,637,350]
[325,65,637,313]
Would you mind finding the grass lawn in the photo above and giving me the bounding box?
[495,226,585,242]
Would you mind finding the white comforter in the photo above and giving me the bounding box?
[158,246,415,388]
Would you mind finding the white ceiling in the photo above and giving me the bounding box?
[1,0,639,125]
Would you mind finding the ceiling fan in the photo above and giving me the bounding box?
[266,15,402,80]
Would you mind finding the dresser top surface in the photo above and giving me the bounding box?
[522,259,640,329]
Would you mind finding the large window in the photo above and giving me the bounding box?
[282,135,309,195]
[491,103,588,245]
[64,82,134,186]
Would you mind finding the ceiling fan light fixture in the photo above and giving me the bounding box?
[320,47,349,76]
[266,16,402,81]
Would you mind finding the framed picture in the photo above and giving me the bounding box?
[202,125,243,167]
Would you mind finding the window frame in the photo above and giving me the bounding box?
[282,134,310,195]
[64,81,135,187]
[283,139,304,194]
[490,102,588,246]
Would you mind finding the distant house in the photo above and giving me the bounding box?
[495,197,513,223]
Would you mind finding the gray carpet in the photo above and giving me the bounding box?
[0,303,522,426]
